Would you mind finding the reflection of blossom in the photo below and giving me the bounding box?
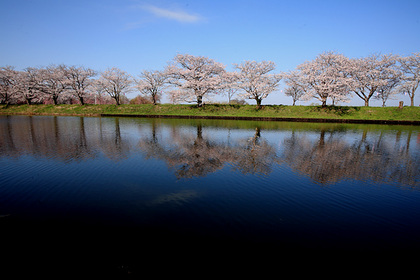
[1,116,418,188]
[0,116,129,162]
[139,125,236,178]
[232,128,278,175]
[99,118,130,161]
[282,129,419,187]
[138,125,278,179]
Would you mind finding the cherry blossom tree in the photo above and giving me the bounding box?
[233,60,281,109]
[165,54,226,107]
[37,65,69,105]
[374,78,400,107]
[296,52,351,107]
[63,65,96,105]
[374,60,402,107]
[348,53,399,106]
[166,88,194,104]
[135,70,167,105]
[97,67,133,105]
[0,66,20,105]
[91,78,114,104]
[18,67,44,105]
[283,70,307,106]
[399,53,420,106]
[220,71,240,104]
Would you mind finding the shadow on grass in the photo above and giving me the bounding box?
[311,106,361,116]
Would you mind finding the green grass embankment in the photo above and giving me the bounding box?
[0,104,419,124]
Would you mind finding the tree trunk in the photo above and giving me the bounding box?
[114,96,120,105]
[321,99,327,107]
[364,99,369,106]
[79,96,85,106]
[410,95,414,106]
[256,98,262,109]
[319,129,325,146]
[255,127,261,138]
[52,96,58,105]
[197,96,203,107]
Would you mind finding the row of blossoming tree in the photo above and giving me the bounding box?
[1,52,419,108]
[284,52,419,107]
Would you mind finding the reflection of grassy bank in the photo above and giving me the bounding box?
[142,117,420,133]
[1,104,419,123]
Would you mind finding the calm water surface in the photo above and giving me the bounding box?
[1,115,419,275]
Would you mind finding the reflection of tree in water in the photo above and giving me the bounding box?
[174,125,228,178]
[282,128,419,187]
[139,123,233,178]
[2,116,418,187]
[349,130,419,187]
[71,117,96,161]
[138,123,277,179]
[232,127,277,175]
[282,130,350,184]
[0,116,18,157]
[99,118,130,161]
[0,116,95,161]
[0,116,129,162]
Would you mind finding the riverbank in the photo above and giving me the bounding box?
[1,104,419,125]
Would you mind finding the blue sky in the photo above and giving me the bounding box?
[1,0,419,106]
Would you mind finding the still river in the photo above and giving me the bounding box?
[1,115,419,275]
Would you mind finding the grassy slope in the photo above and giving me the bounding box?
[0,104,419,121]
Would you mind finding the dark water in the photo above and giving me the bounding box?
[1,115,419,276]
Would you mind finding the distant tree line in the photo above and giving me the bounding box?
[1,52,419,108]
